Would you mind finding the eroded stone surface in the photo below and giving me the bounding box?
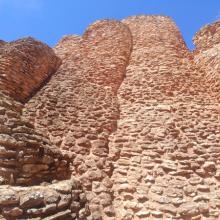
[0,92,89,219]
[0,92,71,186]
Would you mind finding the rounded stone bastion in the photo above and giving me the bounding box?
[0,37,61,103]
[193,20,220,51]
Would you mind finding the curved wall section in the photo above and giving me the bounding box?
[25,20,132,219]
[194,21,220,98]
[0,37,61,103]
[108,15,220,220]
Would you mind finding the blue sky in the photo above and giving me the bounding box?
[0,0,219,50]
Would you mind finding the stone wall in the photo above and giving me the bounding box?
[0,35,90,219]
[24,20,132,219]
[193,21,220,98]
[0,92,89,219]
[0,92,71,186]
[0,37,61,102]
[193,21,220,51]
[54,35,82,60]
[108,16,220,220]
[0,178,89,220]
[1,14,220,220]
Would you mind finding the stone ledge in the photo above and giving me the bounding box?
[0,178,89,220]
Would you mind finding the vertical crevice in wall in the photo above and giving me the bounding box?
[104,33,133,219]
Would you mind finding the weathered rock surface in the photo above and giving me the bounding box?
[0,92,89,219]
[194,21,220,97]
[54,35,82,60]
[1,14,220,220]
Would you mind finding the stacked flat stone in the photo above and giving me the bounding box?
[194,21,220,97]
[0,177,88,220]
[108,16,220,220]
[54,35,82,60]
[0,38,89,219]
[3,16,220,220]
[0,37,61,102]
[0,92,71,185]
[193,21,220,51]
[0,92,89,219]
[25,20,132,220]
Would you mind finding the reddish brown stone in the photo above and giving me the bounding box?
[0,37,61,102]
[1,15,220,220]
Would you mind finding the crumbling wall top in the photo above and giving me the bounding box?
[0,37,61,103]
[193,20,220,51]
[122,15,189,54]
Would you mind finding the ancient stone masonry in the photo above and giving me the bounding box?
[54,35,82,60]
[25,20,132,220]
[0,176,88,220]
[0,92,71,186]
[2,14,220,220]
[0,92,89,219]
[193,21,220,97]
[0,37,61,102]
[108,16,220,220]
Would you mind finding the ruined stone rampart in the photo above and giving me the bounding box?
[194,21,220,98]
[0,92,89,219]
[24,20,132,219]
[1,15,220,220]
